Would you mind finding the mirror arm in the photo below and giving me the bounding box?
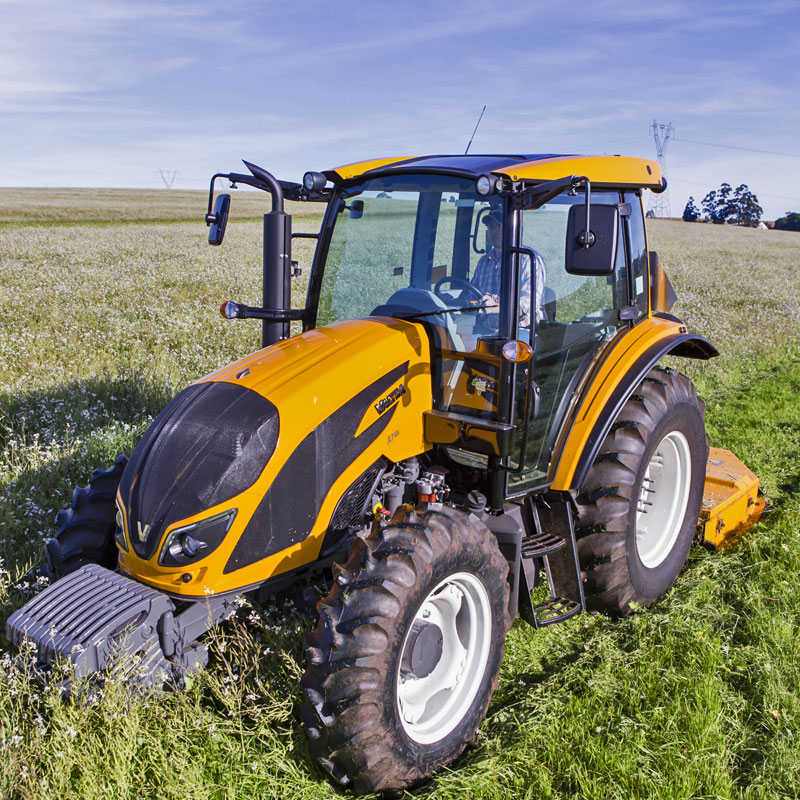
[206,163,292,224]
[515,174,583,210]
[224,302,306,321]
[206,172,231,223]
[515,174,595,250]
[579,177,595,249]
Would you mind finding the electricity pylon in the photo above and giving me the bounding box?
[647,120,674,218]
[158,169,179,189]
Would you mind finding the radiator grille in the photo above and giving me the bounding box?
[328,461,386,539]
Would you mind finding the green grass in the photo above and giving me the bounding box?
[1,194,800,799]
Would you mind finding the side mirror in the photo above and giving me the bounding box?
[565,204,618,275]
[349,199,364,219]
[207,193,231,246]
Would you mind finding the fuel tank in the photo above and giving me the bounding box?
[117,318,432,597]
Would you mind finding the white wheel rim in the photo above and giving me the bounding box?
[396,571,492,744]
[635,430,692,568]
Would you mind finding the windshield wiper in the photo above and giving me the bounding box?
[391,303,497,320]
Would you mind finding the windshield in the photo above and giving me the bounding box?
[317,175,504,328]
[316,174,509,421]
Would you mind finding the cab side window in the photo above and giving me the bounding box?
[520,190,624,326]
[625,191,649,316]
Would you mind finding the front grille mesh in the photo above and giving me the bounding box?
[329,461,385,536]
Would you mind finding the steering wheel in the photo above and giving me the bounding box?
[433,276,485,304]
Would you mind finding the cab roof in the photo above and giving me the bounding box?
[326,153,664,191]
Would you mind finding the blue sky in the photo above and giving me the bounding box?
[2,0,798,219]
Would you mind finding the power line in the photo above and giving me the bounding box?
[674,137,800,159]
[569,135,651,154]
[670,175,797,203]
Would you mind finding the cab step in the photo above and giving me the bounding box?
[532,596,582,627]
[517,495,586,629]
[521,530,565,559]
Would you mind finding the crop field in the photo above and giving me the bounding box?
[1,189,799,799]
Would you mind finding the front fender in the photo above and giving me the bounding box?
[550,317,717,491]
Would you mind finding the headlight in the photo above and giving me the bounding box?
[158,509,237,567]
[115,498,129,552]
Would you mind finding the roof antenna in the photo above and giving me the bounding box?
[464,105,487,155]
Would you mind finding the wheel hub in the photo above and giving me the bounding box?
[400,620,444,679]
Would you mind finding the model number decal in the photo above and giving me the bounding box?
[387,429,399,444]
[374,383,406,415]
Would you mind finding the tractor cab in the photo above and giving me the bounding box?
[300,159,650,497]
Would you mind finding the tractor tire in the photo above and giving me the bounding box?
[575,366,707,615]
[301,503,511,794]
[45,454,128,581]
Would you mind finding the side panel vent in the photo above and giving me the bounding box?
[322,460,387,556]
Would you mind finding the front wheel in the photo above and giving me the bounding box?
[575,366,707,614]
[301,504,511,794]
[45,454,128,580]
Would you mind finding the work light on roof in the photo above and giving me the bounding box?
[475,174,495,196]
[303,171,326,192]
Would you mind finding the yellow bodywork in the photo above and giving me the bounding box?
[497,155,662,189]
[550,315,685,490]
[119,318,433,597]
[328,156,416,181]
[699,448,765,547]
[328,154,663,191]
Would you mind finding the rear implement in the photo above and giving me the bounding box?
[699,448,765,548]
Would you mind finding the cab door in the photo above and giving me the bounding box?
[507,189,632,494]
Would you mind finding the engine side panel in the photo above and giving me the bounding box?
[224,361,408,573]
[119,318,432,597]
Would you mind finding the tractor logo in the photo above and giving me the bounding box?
[374,383,406,415]
[136,520,152,543]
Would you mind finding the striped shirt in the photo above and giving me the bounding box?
[472,248,546,326]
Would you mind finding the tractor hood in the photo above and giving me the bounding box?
[117,317,432,597]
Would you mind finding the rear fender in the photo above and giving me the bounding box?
[550,318,717,491]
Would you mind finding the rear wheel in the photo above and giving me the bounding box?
[575,367,707,614]
[45,455,128,580]
[301,503,511,794]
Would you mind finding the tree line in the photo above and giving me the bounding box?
[682,183,763,226]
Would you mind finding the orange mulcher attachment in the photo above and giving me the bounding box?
[698,448,766,549]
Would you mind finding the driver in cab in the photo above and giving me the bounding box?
[472,211,546,328]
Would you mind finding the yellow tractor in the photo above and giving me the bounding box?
[7,153,763,793]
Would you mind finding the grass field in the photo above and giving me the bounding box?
[1,189,799,799]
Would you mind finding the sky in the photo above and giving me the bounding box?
[2,0,798,220]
